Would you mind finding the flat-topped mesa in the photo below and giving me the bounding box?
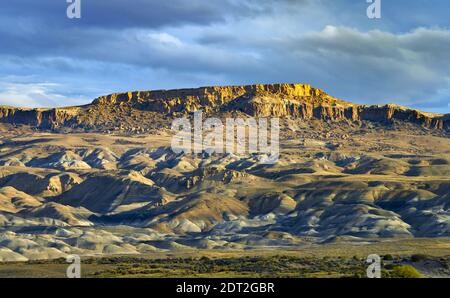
[91,84,447,129]
[0,84,448,130]
[93,84,328,104]
[92,83,349,115]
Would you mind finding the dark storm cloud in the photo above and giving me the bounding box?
[0,0,449,112]
[0,0,301,65]
[0,0,297,29]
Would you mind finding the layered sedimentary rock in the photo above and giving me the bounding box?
[0,84,448,130]
[0,107,81,129]
[93,84,347,115]
[358,104,446,129]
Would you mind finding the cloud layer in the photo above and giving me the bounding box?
[0,0,449,112]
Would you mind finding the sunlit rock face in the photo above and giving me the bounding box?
[0,84,448,131]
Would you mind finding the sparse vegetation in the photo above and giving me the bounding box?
[0,254,447,278]
[390,265,422,278]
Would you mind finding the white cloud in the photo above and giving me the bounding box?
[145,32,183,47]
[0,81,85,108]
[290,26,450,107]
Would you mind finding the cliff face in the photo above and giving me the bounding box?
[0,107,81,129]
[0,84,448,131]
[93,84,336,114]
[358,104,446,129]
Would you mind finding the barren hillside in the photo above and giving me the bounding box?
[0,84,449,262]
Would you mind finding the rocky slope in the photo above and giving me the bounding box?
[0,84,448,131]
[0,126,448,261]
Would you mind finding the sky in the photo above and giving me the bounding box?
[0,0,449,113]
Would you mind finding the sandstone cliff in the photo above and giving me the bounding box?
[0,84,448,131]
[0,106,82,129]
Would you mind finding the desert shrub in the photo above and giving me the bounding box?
[349,269,366,278]
[199,256,211,262]
[391,265,421,278]
[383,254,394,261]
[381,269,391,278]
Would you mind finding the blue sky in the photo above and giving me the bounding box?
[0,0,449,113]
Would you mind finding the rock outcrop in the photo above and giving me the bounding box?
[0,106,81,129]
[0,84,448,130]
